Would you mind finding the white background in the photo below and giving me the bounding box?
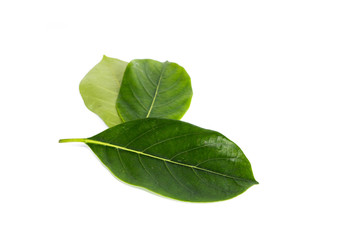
[1,0,359,239]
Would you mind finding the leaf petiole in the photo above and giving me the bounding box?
[59,138,87,143]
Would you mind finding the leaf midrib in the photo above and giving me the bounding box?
[71,138,257,184]
[145,62,168,118]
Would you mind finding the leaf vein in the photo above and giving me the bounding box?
[143,64,157,86]
[134,70,153,98]
[192,168,228,194]
[116,149,127,174]
[195,157,235,167]
[137,154,156,181]
[170,144,215,160]
[83,139,256,183]
[142,132,203,152]
[157,74,184,94]
[125,122,177,147]
[146,62,168,118]
[164,162,195,195]
[127,83,148,111]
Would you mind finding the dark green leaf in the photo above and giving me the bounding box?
[116,59,192,122]
[80,55,128,127]
[60,118,257,202]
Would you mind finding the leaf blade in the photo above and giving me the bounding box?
[116,59,193,121]
[61,118,257,202]
[79,55,128,127]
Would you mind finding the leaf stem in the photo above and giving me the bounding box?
[59,138,87,143]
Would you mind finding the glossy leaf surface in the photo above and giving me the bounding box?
[60,118,257,202]
[116,59,192,122]
[80,55,128,127]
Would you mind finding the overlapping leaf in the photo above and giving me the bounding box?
[60,118,257,202]
[79,55,128,127]
[116,59,193,121]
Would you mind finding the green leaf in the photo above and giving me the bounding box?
[116,59,193,122]
[79,55,128,127]
[59,118,257,202]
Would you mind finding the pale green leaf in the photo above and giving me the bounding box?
[80,55,127,127]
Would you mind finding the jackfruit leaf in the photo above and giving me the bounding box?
[59,118,257,202]
[116,59,192,122]
[80,55,127,127]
